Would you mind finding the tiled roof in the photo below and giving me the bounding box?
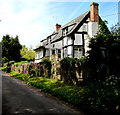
[51,11,90,43]
[36,10,90,50]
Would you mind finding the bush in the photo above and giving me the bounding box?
[2,57,9,65]
[79,77,120,114]
[29,69,37,77]
[14,61,28,66]
[9,60,15,64]
[0,67,7,71]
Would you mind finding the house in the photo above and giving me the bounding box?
[34,2,100,63]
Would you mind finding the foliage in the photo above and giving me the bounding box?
[0,67,7,71]
[9,61,15,64]
[14,61,28,66]
[29,69,37,77]
[98,20,110,35]
[2,57,9,64]
[87,21,120,82]
[80,78,120,114]
[1,35,22,63]
[20,45,35,61]
[111,22,120,36]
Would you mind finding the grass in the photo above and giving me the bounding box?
[9,71,120,115]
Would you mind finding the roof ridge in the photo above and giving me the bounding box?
[62,10,90,29]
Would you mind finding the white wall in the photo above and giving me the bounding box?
[88,22,99,38]
[67,36,72,45]
[63,37,67,46]
[67,46,73,57]
[54,40,62,49]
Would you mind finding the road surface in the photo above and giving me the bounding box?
[2,72,85,114]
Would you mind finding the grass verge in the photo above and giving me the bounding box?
[8,71,120,115]
[9,71,86,112]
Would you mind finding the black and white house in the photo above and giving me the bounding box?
[35,2,100,63]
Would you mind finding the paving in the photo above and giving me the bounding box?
[2,72,85,114]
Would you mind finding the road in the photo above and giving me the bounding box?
[2,72,85,114]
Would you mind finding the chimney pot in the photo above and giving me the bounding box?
[56,24,61,31]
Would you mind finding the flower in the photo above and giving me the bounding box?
[116,106,119,110]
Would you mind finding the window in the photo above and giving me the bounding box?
[58,49,61,58]
[74,34,83,45]
[74,48,82,58]
[45,49,50,56]
[52,50,55,54]
[58,49,61,54]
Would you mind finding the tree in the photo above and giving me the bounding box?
[111,22,120,36]
[2,35,22,63]
[87,20,120,82]
[20,45,35,61]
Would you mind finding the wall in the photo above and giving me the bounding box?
[88,21,98,38]
[10,59,84,85]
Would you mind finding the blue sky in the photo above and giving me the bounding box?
[0,0,119,48]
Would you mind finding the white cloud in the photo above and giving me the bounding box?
[0,0,53,48]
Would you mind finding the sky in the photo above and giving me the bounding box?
[0,0,119,49]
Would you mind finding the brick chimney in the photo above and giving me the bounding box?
[90,2,99,22]
[56,24,61,31]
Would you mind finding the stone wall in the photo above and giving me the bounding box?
[10,60,83,84]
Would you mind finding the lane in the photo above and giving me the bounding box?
[2,72,84,114]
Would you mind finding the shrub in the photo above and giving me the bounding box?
[29,69,37,77]
[9,60,15,64]
[14,61,28,66]
[0,67,7,71]
[2,57,9,65]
